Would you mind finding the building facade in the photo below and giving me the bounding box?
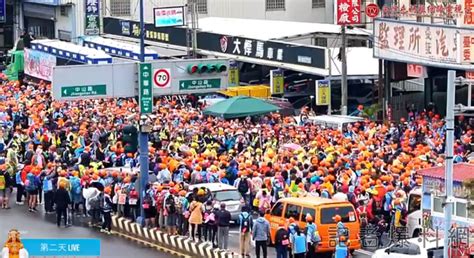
[124,0,337,24]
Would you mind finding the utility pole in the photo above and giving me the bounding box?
[341,25,348,115]
[327,48,332,115]
[138,0,149,227]
[186,0,198,58]
[444,70,455,258]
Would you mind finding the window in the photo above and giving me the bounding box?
[302,207,316,222]
[433,197,443,213]
[320,206,357,224]
[284,204,301,220]
[60,6,68,17]
[213,190,241,202]
[110,0,131,17]
[271,202,284,217]
[312,0,325,8]
[196,0,208,14]
[266,0,285,10]
[314,37,327,47]
[455,201,467,218]
[408,194,421,214]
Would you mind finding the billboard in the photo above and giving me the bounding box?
[154,6,185,27]
[373,18,474,68]
[24,49,56,82]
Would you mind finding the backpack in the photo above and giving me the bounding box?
[43,178,53,192]
[0,174,5,190]
[166,195,176,214]
[25,176,37,191]
[240,214,253,233]
[238,179,249,194]
[89,193,102,209]
[71,178,81,195]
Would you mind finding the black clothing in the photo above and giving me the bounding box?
[215,209,231,227]
[54,188,71,209]
[275,227,290,246]
[56,208,67,227]
[256,240,268,258]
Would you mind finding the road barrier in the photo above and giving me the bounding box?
[112,215,233,258]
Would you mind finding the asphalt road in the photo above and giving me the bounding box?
[0,203,175,258]
[226,225,374,258]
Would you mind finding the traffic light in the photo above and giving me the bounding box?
[122,125,138,154]
[216,63,227,72]
[186,63,228,74]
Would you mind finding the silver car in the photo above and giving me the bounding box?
[189,183,245,222]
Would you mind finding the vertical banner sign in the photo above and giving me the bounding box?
[270,70,284,95]
[85,0,100,35]
[336,0,361,24]
[228,61,239,87]
[315,80,331,105]
[0,0,5,23]
[139,63,153,114]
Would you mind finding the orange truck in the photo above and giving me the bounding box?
[265,197,361,254]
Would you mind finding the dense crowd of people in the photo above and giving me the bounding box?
[0,78,473,258]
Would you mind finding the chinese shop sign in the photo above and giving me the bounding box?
[337,0,361,24]
[373,19,474,68]
[380,4,463,18]
[85,0,100,35]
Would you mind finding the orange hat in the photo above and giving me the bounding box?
[333,215,342,222]
[104,187,112,194]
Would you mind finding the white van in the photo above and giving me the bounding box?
[294,115,365,131]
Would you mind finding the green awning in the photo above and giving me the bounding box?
[203,96,280,119]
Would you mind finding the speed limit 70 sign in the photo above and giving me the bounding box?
[153,68,171,88]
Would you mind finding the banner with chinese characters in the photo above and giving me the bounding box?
[316,80,331,105]
[373,18,474,68]
[270,69,284,95]
[336,0,361,25]
[85,0,100,35]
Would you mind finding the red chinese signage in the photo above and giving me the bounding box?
[407,64,427,78]
[381,4,463,18]
[337,0,361,25]
[465,0,474,24]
